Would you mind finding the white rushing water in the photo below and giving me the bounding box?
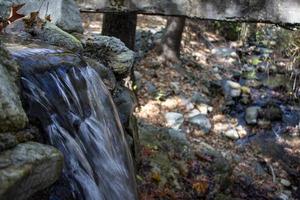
[12,48,138,200]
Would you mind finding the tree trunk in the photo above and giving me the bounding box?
[102,12,137,50]
[160,16,186,64]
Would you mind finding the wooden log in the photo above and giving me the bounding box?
[77,0,300,25]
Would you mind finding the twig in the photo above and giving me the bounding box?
[268,163,276,183]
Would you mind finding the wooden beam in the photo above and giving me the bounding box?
[77,0,300,25]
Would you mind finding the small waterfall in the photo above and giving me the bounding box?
[11,48,138,200]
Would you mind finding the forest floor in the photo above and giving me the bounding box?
[82,14,300,200]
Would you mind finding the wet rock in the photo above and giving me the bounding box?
[165,112,184,130]
[223,129,239,140]
[222,80,241,98]
[84,34,135,78]
[85,58,116,91]
[245,106,261,125]
[0,42,28,132]
[188,114,211,134]
[0,134,17,152]
[0,142,63,200]
[0,0,83,33]
[113,86,137,126]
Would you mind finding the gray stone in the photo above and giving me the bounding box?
[0,0,83,33]
[223,80,241,98]
[188,114,211,134]
[245,106,261,125]
[84,34,135,78]
[113,86,137,126]
[191,92,210,104]
[0,42,28,132]
[165,112,184,130]
[280,179,291,187]
[0,142,63,200]
[145,82,157,94]
[0,134,17,152]
[223,129,239,140]
[211,47,237,58]
[36,21,83,52]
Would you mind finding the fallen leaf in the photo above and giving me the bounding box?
[8,3,25,24]
[192,180,209,194]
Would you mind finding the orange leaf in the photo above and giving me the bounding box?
[8,3,25,24]
[192,181,209,194]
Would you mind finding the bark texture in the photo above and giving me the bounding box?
[102,12,137,50]
[160,17,185,63]
[78,0,300,25]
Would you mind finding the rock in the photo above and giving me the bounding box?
[0,0,83,33]
[260,103,283,121]
[85,58,116,91]
[223,129,239,140]
[195,103,212,115]
[145,82,157,94]
[113,86,137,126]
[191,92,210,104]
[211,47,237,58]
[222,80,241,98]
[165,112,184,130]
[245,106,261,125]
[187,109,201,118]
[0,134,17,152]
[0,42,28,132]
[188,114,211,134]
[134,71,142,89]
[0,142,63,200]
[280,179,291,187]
[170,82,180,94]
[168,129,188,144]
[84,34,135,78]
[35,21,83,52]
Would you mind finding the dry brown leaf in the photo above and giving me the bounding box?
[8,3,25,24]
[192,180,209,194]
[45,15,51,22]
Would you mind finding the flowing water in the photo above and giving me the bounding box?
[11,47,138,200]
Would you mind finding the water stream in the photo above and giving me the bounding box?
[11,47,138,200]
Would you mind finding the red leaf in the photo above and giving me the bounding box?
[8,3,25,24]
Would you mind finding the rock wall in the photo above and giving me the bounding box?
[0,41,28,132]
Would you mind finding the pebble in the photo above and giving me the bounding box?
[223,129,240,140]
[164,112,184,130]
[280,178,291,187]
[188,114,211,134]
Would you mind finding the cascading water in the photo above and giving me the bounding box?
[11,47,138,200]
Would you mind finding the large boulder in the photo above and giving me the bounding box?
[0,41,28,132]
[0,0,83,33]
[84,34,135,79]
[0,142,63,200]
